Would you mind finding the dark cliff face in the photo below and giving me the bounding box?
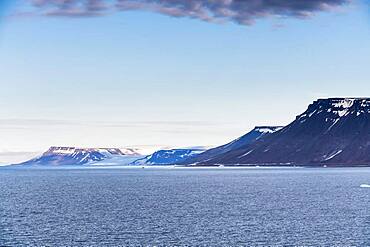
[203,98,370,166]
[182,126,283,165]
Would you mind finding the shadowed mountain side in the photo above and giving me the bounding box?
[201,98,370,166]
[181,126,283,165]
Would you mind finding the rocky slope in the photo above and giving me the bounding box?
[202,98,370,166]
[182,126,282,165]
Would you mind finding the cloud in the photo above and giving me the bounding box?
[31,0,108,17]
[27,0,351,24]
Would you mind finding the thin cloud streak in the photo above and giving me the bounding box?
[0,118,230,129]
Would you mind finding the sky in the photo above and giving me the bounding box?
[0,0,369,163]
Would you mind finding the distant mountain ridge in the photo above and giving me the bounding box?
[182,126,283,165]
[16,146,141,166]
[12,98,370,167]
[131,148,206,166]
[202,98,370,166]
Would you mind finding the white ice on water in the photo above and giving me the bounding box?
[360,184,370,188]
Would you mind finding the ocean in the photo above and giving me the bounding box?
[1,167,369,246]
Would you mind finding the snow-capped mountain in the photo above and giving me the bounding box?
[131,148,206,166]
[202,98,370,166]
[16,146,142,166]
[182,126,283,165]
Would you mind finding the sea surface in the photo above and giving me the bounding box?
[0,166,369,246]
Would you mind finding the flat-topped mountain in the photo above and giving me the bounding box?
[202,98,370,166]
[16,146,141,166]
[182,126,283,165]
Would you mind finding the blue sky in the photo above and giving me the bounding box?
[0,0,369,163]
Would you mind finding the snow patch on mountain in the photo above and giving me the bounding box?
[254,126,283,136]
[322,150,343,161]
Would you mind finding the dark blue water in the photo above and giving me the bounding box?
[0,167,369,246]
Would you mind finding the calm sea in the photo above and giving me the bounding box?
[0,167,369,246]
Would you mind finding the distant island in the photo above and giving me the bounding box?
[14,146,206,167]
[12,98,370,167]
